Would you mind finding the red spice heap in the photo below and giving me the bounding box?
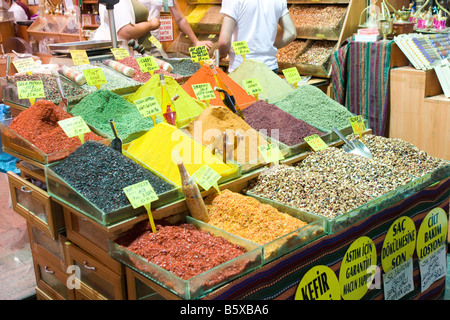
[116,222,247,280]
[9,100,103,157]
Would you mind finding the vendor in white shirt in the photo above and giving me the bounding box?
[93,0,160,51]
[138,0,213,50]
[217,0,296,73]
[2,0,28,22]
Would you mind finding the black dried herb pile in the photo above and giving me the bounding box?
[52,141,174,213]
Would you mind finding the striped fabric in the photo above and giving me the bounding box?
[331,37,392,137]
[204,178,449,300]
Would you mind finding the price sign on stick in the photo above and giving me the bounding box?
[134,95,162,126]
[258,143,284,166]
[137,56,159,75]
[110,48,130,60]
[192,83,216,107]
[70,50,90,66]
[189,45,209,64]
[123,180,159,233]
[192,164,222,193]
[17,80,45,105]
[349,115,366,137]
[58,116,91,144]
[149,35,162,49]
[83,68,107,90]
[304,134,328,152]
[12,57,36,75]
[282,67,302,88]
[232,41,250,60]
[242,78,263,99]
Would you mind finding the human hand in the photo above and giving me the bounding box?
[194,40,214,50]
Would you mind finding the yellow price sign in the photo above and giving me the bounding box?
[192,83,216,101]
[192,164,221,193]
[232,41,250,56]
[258,143,284,165]
[349,115,366,136]
[295,265,341,300]
[416,207,448,260]
[282,67,302,87]
[82,68,107,89]
[136,56,159,74]
[12,57,36,74]
[189,45,210,63]
[242,78,263,97]
[17,80,45,105]
[58,116,91,144]
[110,48,130,60]
[135,96,162,118]
[70,50,90,66]
[304,134,328,151]
[149,35,162,49]
[123,180,159,233]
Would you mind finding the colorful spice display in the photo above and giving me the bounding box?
[117,57,184,83]
[242,100,325,146]
[126,74,205,128]
[9,100,103,160]
[125,123,239,187]
[115,221,247,280]
[52,140,175,213]
[273,84,354,132]
[276,40,309,64]
[289,5,347,36]
[182,64,256,109]
[68,89,154,140]
[159,58,201,77]
[205,190,307,246]
[185,105,269,165]
[228,59,293,103]
[296,41,336,66]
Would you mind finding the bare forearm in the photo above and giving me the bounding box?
[117,18,160,39]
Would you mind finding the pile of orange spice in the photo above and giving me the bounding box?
[205,190,307,246]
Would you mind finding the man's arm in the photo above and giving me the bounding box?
[117,18,160,39]
[274,13,297,49]
[217,14,236,58]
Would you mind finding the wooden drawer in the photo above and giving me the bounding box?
[66,242,126,300]
[33,252,75,300]
[8,171,64,240]
[35,286,53,300]
[125,267,179,300]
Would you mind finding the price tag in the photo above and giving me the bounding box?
[349,115,366,136]
[58,116,91,144]
[70,50,90,65]
[192,164,221,193]
[258,143,284,165]
[304,134,328,151]
[189,45,209,63]
[135,95,162,119]
[232,41,250,57]
[282,67,302,87]
[17,80,45,105]
[12,57,36,74]
[136,56,159,74]
[149,35,162,49]
[110,48,130,60]
[82,68,107,89]
[192,83,216,101]
[123,180,159,232]
[242,78,263,97]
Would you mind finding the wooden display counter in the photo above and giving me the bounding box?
[389,66,449,160]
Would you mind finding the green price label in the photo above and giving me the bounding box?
[282,67,302,85]
[192,83,216,101]
[135,96,162,118]
[83,68,107,88]
[232,41,250,56]
[70,50,90,65]
[189,45,210,63]
[242,78,263,95]
[304,134,328,151]
[58,116,91,139]
[17,80,45,99]
[123,180,159,209]
[110,48,130,60]
[137,56,159,73]
[258,143,284,164]
[149,35,162,49]
[12,57,36,74]
[192,164,221,192]
[349,115,366,135]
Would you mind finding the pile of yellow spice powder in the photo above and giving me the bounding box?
[205,190,307,246]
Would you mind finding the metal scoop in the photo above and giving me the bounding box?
[332,127,373,159]
[109,119,122,153]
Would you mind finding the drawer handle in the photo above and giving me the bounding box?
[20,186,32,194]
[44,266,54,274]
[83,261,96,271]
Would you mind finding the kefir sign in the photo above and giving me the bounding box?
[295,265,340,300]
